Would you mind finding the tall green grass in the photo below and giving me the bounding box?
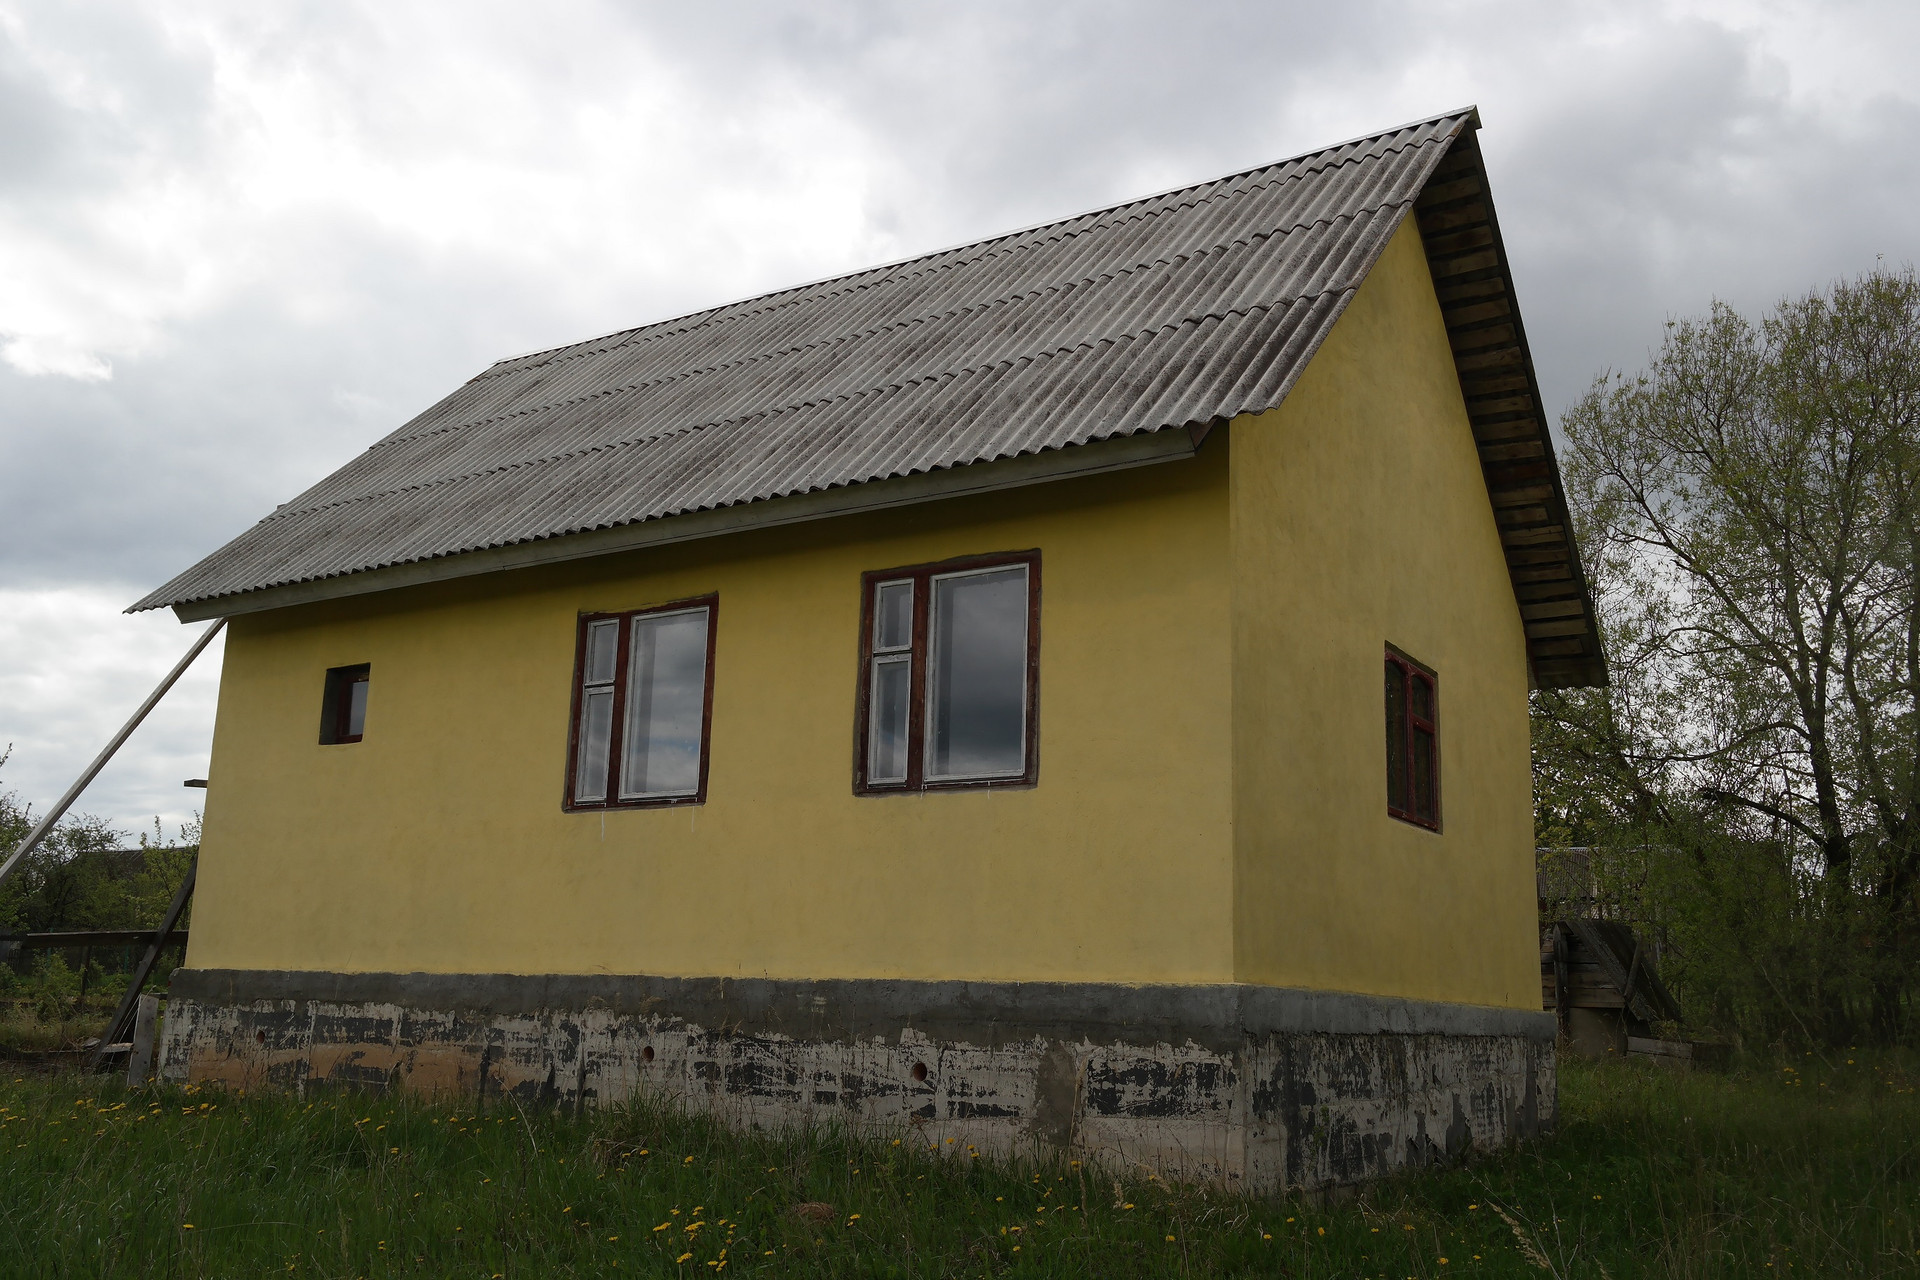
[0,1053,1914,1278]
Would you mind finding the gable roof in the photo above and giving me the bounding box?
[135,108,1605,688]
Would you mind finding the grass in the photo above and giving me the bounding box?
[0,1053,1915,1278]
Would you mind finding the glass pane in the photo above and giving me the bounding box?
[1412,726,1436,822]
[346,677,369,739]
[584,618,620,685]
[1385,661,1407,812]
[874,581,913,651]
[868,655,911,783]
[575,687,615,803]
[1411,671,1434,723]
[620,609,710,798]
[926,566,1028,779]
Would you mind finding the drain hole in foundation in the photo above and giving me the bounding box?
[642,1046,656,1063]
[911,1062,928,1082]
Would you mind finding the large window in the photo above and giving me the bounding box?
[1385,647,1439,829]
[857,552,1039,793]
[566,596,717,809]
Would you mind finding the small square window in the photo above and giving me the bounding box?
[1385,647,1438,829]
[856,551,1039,793]
[319,664,370,745]
[565,596,718,810]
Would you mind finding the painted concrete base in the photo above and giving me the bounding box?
[160,970,1554,1192]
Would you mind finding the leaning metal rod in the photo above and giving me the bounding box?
[0,617,226,890]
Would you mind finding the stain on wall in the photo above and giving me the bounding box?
[161,971,1553,1192]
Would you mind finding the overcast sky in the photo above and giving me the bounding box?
[2,0,1917,838]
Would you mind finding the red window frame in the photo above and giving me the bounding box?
[854,550,1040,795]
[1385,647,1439,830]
[318,664,370,745]
[564,594,718,811]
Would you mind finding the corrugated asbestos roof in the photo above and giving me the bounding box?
[134,108,1607,687]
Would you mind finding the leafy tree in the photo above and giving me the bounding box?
[0,750,197,995]
[1535,269,1920,1046]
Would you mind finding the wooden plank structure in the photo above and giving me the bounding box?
[89,857,197,1072]
[1541,917,1685,1058]
[1415,128,1607,690]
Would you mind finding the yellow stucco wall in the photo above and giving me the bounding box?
[185,216,1536,1005]
[187,444,1237,983]
[1228,217,1538,1009]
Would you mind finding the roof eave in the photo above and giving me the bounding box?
[162,424,1210,623]
[1413,125,1608,690]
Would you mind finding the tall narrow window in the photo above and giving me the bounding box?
[1385,648,1439,829]
[856,552,1039,793]
[566,596,717,810]
[319,663,370,744]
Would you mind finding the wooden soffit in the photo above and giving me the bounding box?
[1414,126,1608,689]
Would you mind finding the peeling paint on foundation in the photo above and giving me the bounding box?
[160,970,1553,1192]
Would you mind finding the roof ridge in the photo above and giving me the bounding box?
[375,193,1410,453]
[263,287,1359,529]
[456,114,1468,388]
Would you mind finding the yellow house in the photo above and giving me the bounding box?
[139,108,1604,1190]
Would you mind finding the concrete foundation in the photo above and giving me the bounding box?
[160,970,1554,1192]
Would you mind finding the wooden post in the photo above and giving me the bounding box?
[1552,923,1572,1036]
[126,994,160,1088]
[90,857,196,1072]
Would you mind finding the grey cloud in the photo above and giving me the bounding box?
[2,0,1918,830]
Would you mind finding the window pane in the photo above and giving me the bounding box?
[1385,661,1408,812]
[575,687,615,803]
[926,567,1028,779]
[875,581,913,651]
[868,655,911,783]
[619,609,710,798]
[584,618,620,685]
[346,677,369,739]
[1411,671,1434,723]
[1412,726,1436,822]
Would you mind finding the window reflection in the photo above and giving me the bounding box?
[619,609,710,799]
[926,566,1027,779]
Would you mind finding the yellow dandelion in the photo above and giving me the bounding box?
[1165,1235,1175,1243]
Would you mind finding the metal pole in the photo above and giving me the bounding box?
[0,618,225,890]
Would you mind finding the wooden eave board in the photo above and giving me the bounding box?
[1414,130,1608,689]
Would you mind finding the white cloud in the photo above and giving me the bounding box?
[1,0,1917,827]
[0,584,220,839]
